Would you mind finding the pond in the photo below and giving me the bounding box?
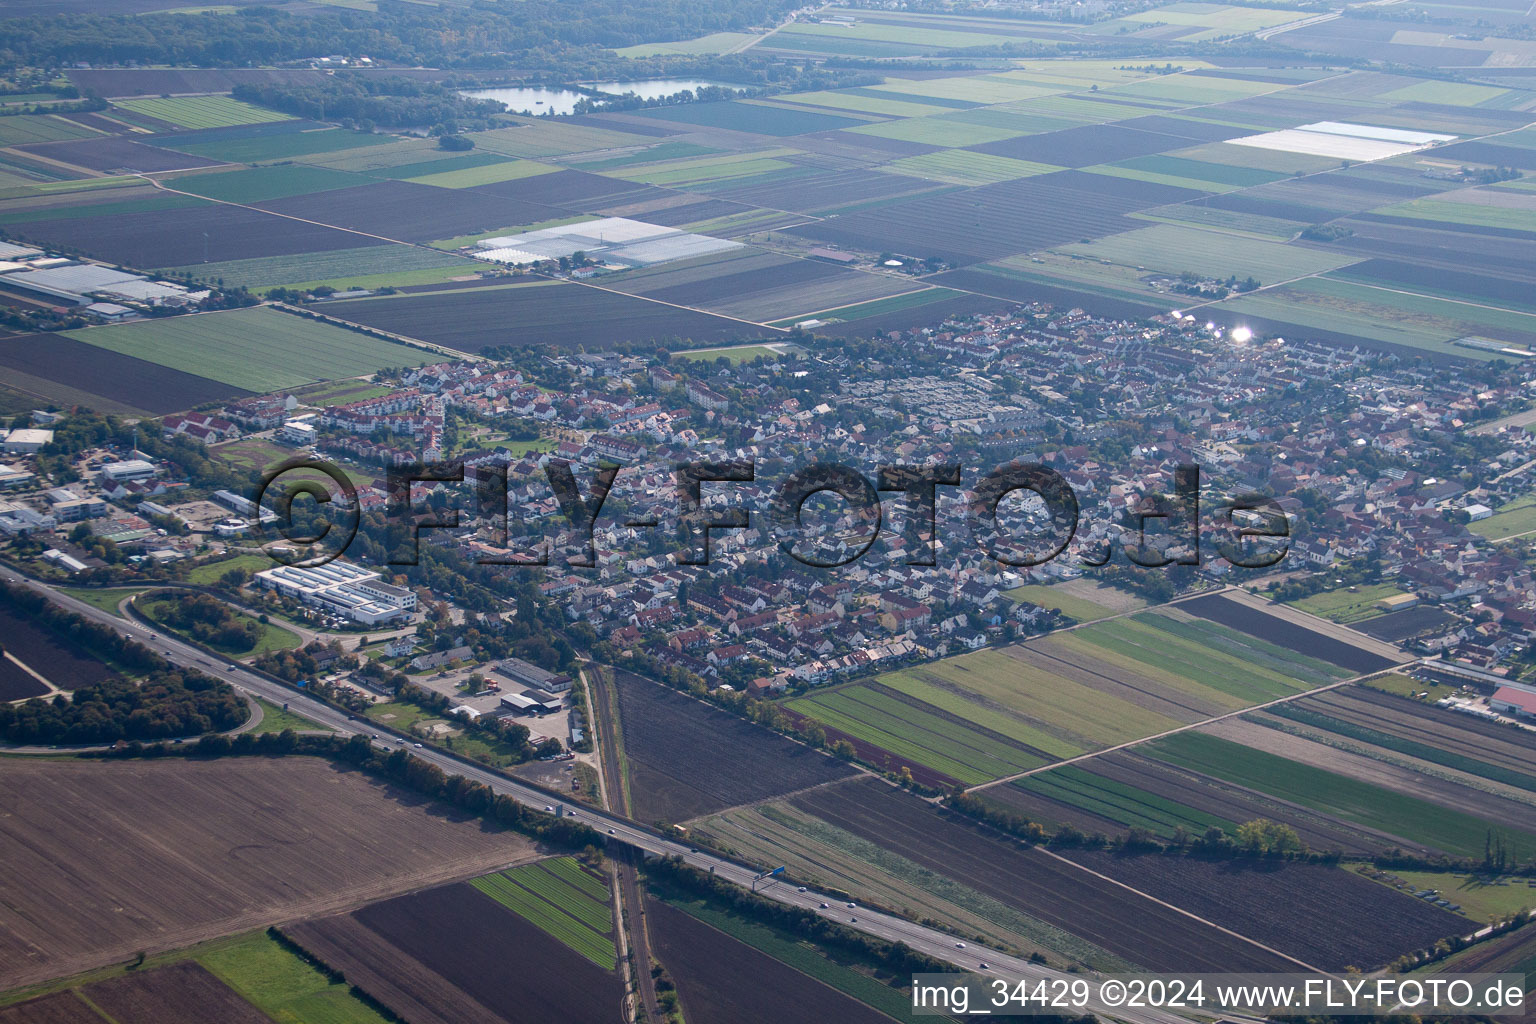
[460,78,738,116]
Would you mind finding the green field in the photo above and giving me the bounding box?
[1005,583,1115,622]
[785,605,1362,784]
[167,164,370,204]
[0,114,102,146]
[884,150,1060,186]
[200,930,393,1024]
[1056,222,1360,283]
[1359,866,1536,923]
[1469,497,1536,541]
[249,697,326,736]
[471,859,616,968]
[787,685,1049,785]
[161,243,472,290]
[65,306,432,392]
[672,344,784,364]
[116,96,290,130]
[1148,731,1536,860]
[615,31,761,56]
[59,586,146,616]
[1014,763,1239,837]
[184,553,279,586]
[1288,583,1409,624]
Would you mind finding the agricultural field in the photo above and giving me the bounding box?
[63,306,433,393]
[646,898,914,1024]
[470,858,615,968]
[162,244,476,291]
[0,606,114,700]
[0,332,252,415]
[1145,726,1536,860]
[114,96,289,130]
[690,800,1134,968]
[321,281,768,354]
[793,778,1296,971]
[0,757,533,989]
[1065,849,1467,970]
[286,878,622,1024]
[784,601,1374,787]
[1287,583,1412,624]
[1470,497,1536,541]
[610,667,856,824]
[1005,579,1143,621]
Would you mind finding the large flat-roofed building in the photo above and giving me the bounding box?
[4,429,53,454]
[253,561,413,625]
[495,656,572,693]
[99,459,157,483]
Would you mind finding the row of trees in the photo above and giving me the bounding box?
[143,590,263,654]
[232,77,504,131]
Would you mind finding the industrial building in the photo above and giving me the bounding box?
[3,429,53,454]
[471,216,741,270]
[252,561,415,625]
[98,459,158,484]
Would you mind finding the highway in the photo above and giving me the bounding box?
[9,570,1195,1024]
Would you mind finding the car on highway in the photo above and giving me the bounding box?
[607,828,615,835]
[412,742,423,748]
[978,963,989,970]
[796,886,807,892]
[955,942,966,949]
[846,902,856,908]
[849,917,857,923]
[818,902,829,909]
[544,806,553,812]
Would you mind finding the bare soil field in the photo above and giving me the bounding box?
[612,668,856,824]
[0,993,101,1024]
[793,778,1295,971]
[1064,850,1467,970]
[1354,605,1456,641]
[0,607,114,693]
[0,757,533,989]
[16,139,222,174]
[79,961,268,1024]
[1178,590,1401,672]
[256,180,567,244]
[5,205,374,268]
[0,334,253,416]
[288,880,621,1024]
[0,658,49,702]
[322,282,760,354]
[647,899,897,1024]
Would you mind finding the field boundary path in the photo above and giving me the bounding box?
[585,665,663,1024]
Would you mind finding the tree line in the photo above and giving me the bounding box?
[0,671,247,744]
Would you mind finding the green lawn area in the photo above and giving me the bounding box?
[671,344,783,365]
[1287,583,1408,624]
[1149,731,1536,860]
[1470,497,1536,541]
[141,594,302,660]
[1362,673,1439,699]
[1354,865,1536,923]
[198,930,394,1024]
[60,586,146,616]
[1015,763,1239,838]
[162,128,393,164]
[405,158,557,189]
[65,306,431,393]
[184,553,274,586]
[248,696,327,736]
[1005,583,1114,622]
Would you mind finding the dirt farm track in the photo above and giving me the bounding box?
[0,757,535,989]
